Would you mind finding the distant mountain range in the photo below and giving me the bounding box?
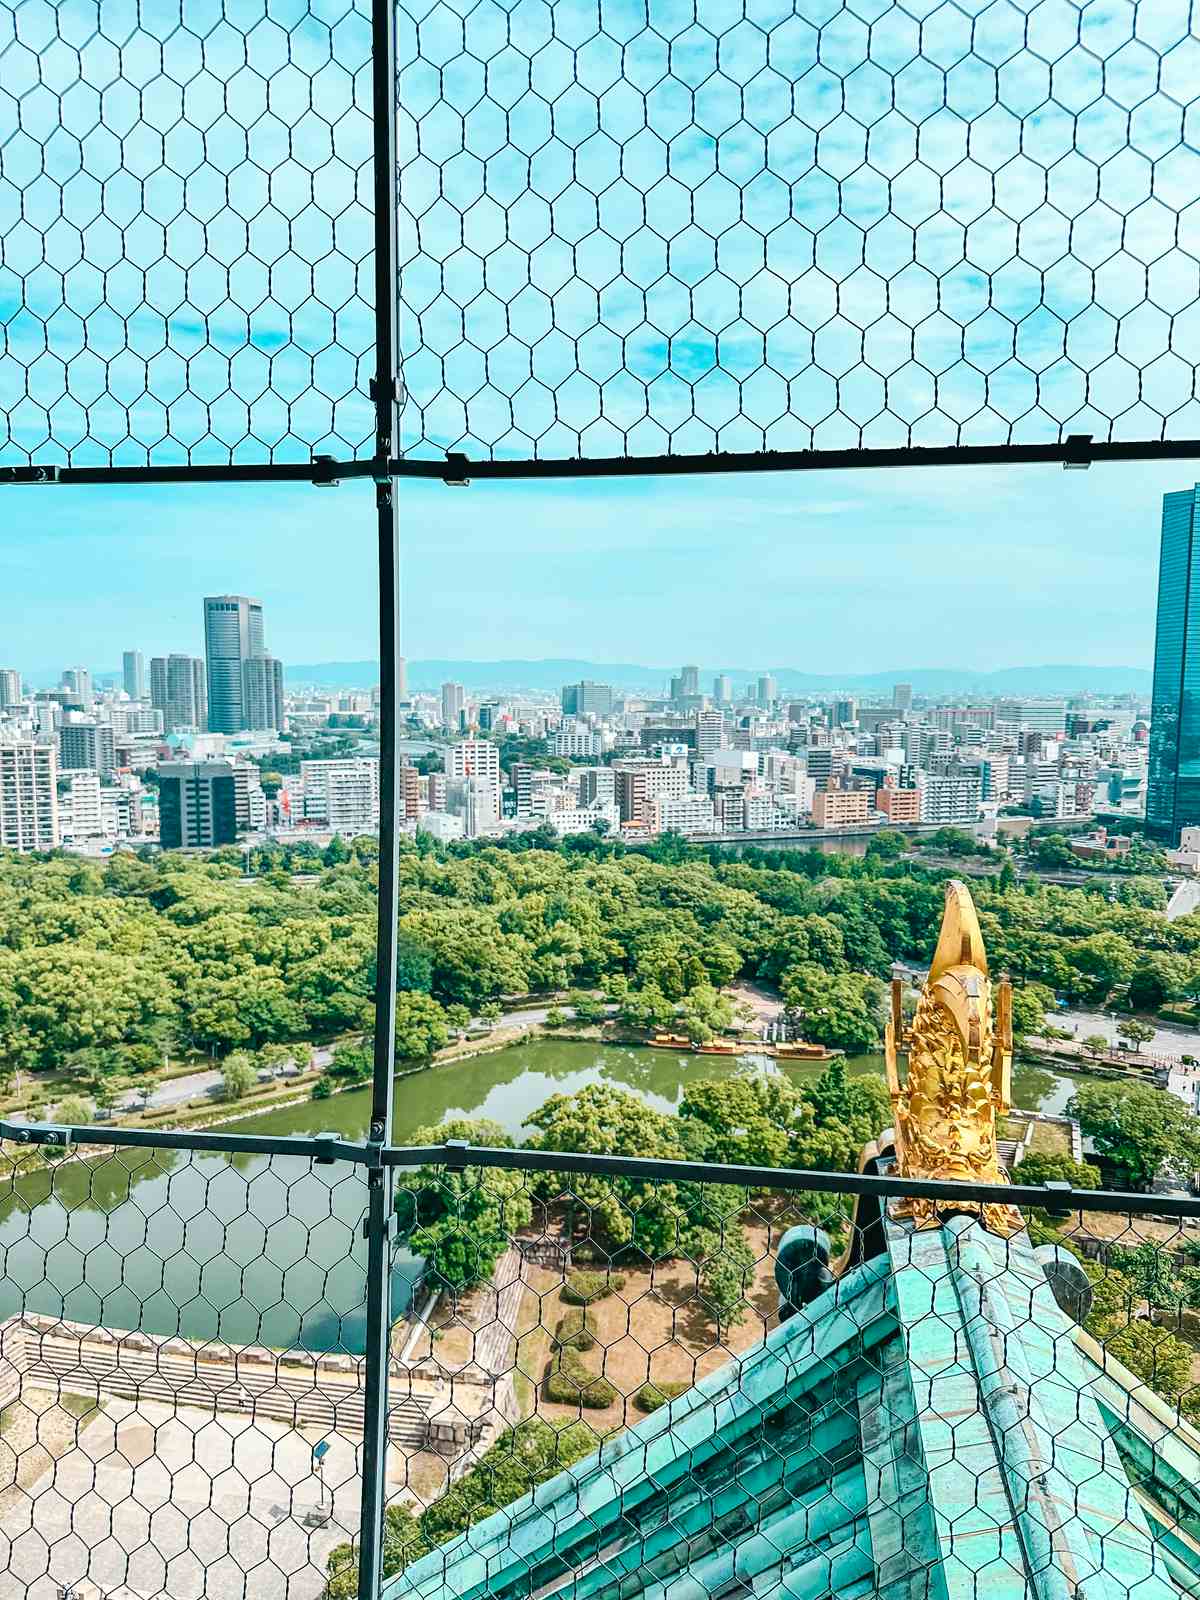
[283,659,1153,697]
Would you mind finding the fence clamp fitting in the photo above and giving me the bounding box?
[314,1135,337,1166]
[442,453,471,486]
[443,1138,470,1172]
[1041,1180,1074,1194]
[1062,433,1093,470]
[20,1124,73,1151]
[311,455,341,487]
[362,1211,398,1244]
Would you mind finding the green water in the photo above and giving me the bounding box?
[0,1040,1086,1352]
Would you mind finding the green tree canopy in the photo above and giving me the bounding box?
[1068,1080,1200,1189]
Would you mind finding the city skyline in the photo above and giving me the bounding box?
[4,460,1191,677]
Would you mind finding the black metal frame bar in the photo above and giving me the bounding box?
[5,1118,1200,1223]
[5,434,1200,491]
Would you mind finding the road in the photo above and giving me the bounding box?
[104,1013,563,1119]
[109,1046,334,1115]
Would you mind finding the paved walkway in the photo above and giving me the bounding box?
[0,1394,360,1600]
[469,1247,526,1379]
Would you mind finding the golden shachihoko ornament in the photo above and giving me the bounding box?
[886,878,1022,1236]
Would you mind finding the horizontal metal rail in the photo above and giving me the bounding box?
[4,1119,1199,1222]
[0,1117,373,1166]
[387,1141,1200,1220]
[5,434,1200,491]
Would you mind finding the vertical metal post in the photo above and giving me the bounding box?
[360,0,401,1589]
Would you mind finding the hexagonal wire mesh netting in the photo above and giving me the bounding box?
[368,1153,1200,1600]
[395,0,1200,463]
[0,1140,373,1599]
[0,0,376,471]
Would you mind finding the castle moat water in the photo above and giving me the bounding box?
[0,1040,1087,1352]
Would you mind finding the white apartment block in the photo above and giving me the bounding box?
[300,758,381,833]
[918,773,982,825]
[652,791,717,835]
[446,740,501,784]
[0,741,59,851]
[549,728,603,759]
[548,802,621,837]
[58,770,103,841]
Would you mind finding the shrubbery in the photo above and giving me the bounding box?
[561,1270,626,1306]
[635,1380,689,1413]
[545,1345,617,1408]
[554,1309,596,1351]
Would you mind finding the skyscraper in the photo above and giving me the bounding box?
[713,674,732,703]
[151,654,208,731]
[0,670,20,708]
[680,664,700,696]
[1148,486,1200,842]
[892,683,913,711]
[242,656,284,732]
[61,666,92,707]
[203,595,283,732]
[123,650,147,700]
[757,674,778,707]
[441,682,465,730]
[204,594,259,732]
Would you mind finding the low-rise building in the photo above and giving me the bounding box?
[812,784,871,828]
[876,787,921,823]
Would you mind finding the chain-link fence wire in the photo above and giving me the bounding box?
[360,1154,1200,1600]
[0,0,377,471]
[0,1136,377,1600]
[396,0,1200,463]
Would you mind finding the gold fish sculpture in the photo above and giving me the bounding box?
[886,878,1022,1237]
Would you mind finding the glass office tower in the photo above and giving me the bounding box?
[1147,486,1200,842]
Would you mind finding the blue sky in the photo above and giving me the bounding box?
[0,458,1185,675]
[2,0,1197,676]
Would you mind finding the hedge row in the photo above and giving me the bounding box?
[544,1346,616,1408]
[561,1270,626,1306]
[554,1309,596,1352]
[634,1381,689,1414]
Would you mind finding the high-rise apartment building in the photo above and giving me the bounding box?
[441,682,465,730]
[158,760,241,848]
[561,681,614,716]
[0,741,59,851]
[0,670,20,708]
[204,594,283,733]
[892,683,913,711]
[757,674,777,707]
[241,656,285,732]
[1148,486,1200,842]
[713,674,732,703]
[59,719,116,780]
[300,758,380,833]
[151,654,208,732]
[695,710,726,760]
[122,650,147,700]
[680,665,700,697]
[446,740,500,784]
[61,666,92,707]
